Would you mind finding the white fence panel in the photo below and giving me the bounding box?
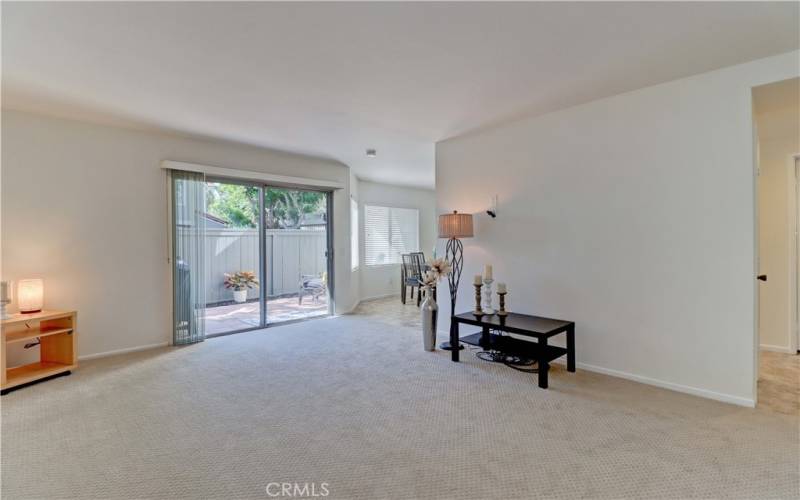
[199,228,327,304]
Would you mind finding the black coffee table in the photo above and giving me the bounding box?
[450,312,575,388]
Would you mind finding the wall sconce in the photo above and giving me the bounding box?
[486,195,498,218]
[18,279,44,314]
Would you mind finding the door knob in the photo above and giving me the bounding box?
[757,274,767,282]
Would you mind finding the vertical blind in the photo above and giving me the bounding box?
[171,169,207,345]
[351,198,359,270]
[364,205,419,266]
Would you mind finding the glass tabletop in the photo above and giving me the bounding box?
[453,311,573,335]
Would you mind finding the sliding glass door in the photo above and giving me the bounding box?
[202,179,263,336]
[199,179,332,336]
[264,187,331,323]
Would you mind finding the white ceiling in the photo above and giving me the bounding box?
[3,2,798,189]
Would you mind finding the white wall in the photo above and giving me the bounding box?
[1,110,356,359]
[755,78,800,352]
[349,171,361,304]
[436,51,800,406]
[356,180,436,301]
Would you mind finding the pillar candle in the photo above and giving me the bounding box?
[474,274,483,285]
[484,265,493,280]
[496,283,507,293]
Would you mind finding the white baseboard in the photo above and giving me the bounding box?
[759,343,795,354]
[360,293,400,302]
[343,294,400,315]
[79,342,169,361]
[548,358,755,408]
[442,330,754,407]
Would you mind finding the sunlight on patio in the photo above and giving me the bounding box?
[203,295,328,335]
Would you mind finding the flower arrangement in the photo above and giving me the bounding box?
[420,257,452,287]
[429,257,452,280]
[223,271,260,291]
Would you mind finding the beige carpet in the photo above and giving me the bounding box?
[1,312,797,499]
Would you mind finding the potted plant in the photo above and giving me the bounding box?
[224,271,259,303]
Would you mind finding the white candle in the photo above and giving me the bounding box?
[496,283,507,293]
[484,265,493,280]
[474,274,483,285]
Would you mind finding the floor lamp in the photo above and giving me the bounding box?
[438,211,474,350]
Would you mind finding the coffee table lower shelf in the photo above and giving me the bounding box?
[459,332,568,363]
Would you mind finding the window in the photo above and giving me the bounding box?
[364,205,419,266]
[351,197,359,270]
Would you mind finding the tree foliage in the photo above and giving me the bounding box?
[206,184,325,229]
[264,188,325,229]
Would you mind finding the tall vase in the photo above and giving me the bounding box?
[421,286,438,351]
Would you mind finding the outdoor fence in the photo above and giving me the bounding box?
[178,228,328,304]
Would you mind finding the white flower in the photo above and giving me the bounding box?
[429,258,452,280]
[420,271,437,287]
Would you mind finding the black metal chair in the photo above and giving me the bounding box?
[411,252,429,305]
[401,254,424,305]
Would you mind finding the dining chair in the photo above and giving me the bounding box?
[401,253,424,305]
[400,253,409,302]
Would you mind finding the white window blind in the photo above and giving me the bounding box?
[364,205,419,266]
[351,198,359,270]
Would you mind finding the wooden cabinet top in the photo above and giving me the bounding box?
[1,310,76,327]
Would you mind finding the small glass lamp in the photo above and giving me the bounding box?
[18,279,44,313]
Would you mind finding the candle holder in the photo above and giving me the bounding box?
[0,301,10,320]
[0,281,11,320]
[482,278,494,314]
[473,283,483,315]
[497,292,508,316]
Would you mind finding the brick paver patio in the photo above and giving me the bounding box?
[203,295,329,335]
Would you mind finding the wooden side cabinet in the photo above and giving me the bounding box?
[1,310,77,394]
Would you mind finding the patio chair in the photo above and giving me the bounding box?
[299,273,326,305]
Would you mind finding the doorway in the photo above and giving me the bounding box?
[201,180,333,336]
[753,77,800,413]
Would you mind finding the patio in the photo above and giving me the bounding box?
[203,295,329,335]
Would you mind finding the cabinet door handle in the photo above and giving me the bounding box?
[757,274,767,282]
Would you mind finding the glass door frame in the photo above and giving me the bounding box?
[205,176,334,338]
[262,186,334,326]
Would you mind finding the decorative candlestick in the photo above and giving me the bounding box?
[482,278,494,314]
[473,283,483,315]
[0,281,11,320]
[497,291,508,316]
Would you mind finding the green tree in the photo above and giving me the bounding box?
[207,184,325,229]
[265,188,325,229]
[206,184,259,228]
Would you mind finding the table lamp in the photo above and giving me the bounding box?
[18,279,44,313]
[438,211,474,350]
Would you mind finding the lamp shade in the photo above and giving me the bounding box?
[438,211,474,239]
[18,279,44,313]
